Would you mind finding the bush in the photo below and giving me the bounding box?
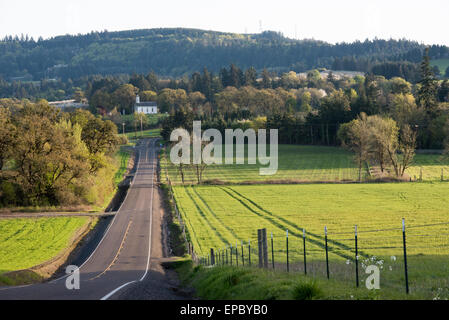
[0,181,17,206]
[292,280,323,300]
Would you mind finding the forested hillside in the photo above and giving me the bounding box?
[1,28,448,81]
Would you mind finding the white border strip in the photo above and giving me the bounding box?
[101,139,155,300]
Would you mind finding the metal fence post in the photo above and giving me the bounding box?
[226,246,229,265]
[271,232,275,269]
[303,228,307,275]
[325,226,329,279]
[230,245,233,266]
[286,229,289,272]
[402,218,409,294]
[355,225,359,288]
[248,239,251,266]
[236,241,239,266]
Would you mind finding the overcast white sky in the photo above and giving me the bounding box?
[0,0,447,45]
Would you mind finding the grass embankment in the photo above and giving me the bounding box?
[120,128,161,140]
[172,183,449,298]
[0,144,134,214]
[162,144,449,184]
[0,217,95,285]
[171,259,417,300]
[85,144,133,212]
[162,145,364,184]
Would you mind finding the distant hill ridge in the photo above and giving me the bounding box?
[1,27,448,80]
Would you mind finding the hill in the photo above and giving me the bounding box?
[1,28,448,80]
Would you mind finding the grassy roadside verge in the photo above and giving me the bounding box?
[0,216,97,285]
[0,143,133,285]
[120,128,161,140]
[170,259,423,300]
[0,143,134,214]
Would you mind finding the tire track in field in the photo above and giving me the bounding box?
[227,186,373,259]
[184,186,230,246]
[172,188,204,254]
[219,187,331,253]
[191,187,241,242]
[222,187,359,260]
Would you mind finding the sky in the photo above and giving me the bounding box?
[0,0,448,45]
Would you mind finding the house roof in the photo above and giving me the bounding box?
[135,101,157,107]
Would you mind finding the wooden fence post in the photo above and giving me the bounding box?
[271,232,275,269]
[303,228,307,275]
[210,248,215,266]
[355,225,359,288]
[262,228,268,269]
[258,229,263,268]
[286,229,289,272]
[325,226,329,279]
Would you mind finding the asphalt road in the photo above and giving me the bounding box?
[0,138,181,300]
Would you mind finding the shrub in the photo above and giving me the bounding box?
[292,280,323,300]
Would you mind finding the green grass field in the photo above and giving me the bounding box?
[120,128,161,140]
[0,217,90,277]
[113,146,132,186]
[431,59,449,76]
[173,259,414,300]
[163,145,364,184]
[172,183,449,298]
[162,144,449,184]
[406,153,449,181]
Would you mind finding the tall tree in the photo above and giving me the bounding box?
[337,113,371,182]
[0,108,16,171]
[417,48,438,112]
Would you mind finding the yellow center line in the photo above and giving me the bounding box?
[88,220,133,281]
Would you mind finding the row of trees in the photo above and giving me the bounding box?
[2,28,444,80]
[0,100,123,206]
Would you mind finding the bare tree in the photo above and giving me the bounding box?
[338,113,371,182]
[397,125,417,177]
[367,115,397,173]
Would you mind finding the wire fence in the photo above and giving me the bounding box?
[162,148,449,298]
[194,220,449,298]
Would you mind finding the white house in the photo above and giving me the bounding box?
[134,95,158,114]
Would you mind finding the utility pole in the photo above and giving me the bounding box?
[140,115,143,137]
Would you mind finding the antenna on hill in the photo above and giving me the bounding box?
[259,20,263,33]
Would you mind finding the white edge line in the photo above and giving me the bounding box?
[50,143,142,284]
[101,139,155,300]
[1,148,142,291]
[100,281,136,300]
[139,141,154,282]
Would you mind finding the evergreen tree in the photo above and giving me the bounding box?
[417,48,438,112]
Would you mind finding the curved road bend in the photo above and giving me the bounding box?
[0,138,170,300]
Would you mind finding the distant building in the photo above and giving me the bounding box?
[134,95,158,114]
[48,99,88,109]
